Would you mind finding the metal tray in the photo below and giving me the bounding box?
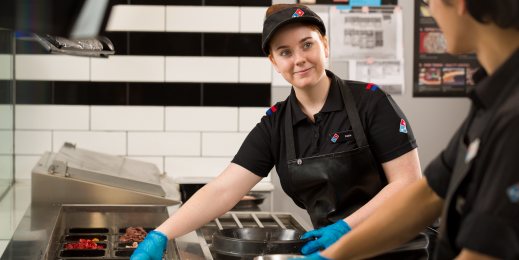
[62,235,109,242]
[58,249,108,258]
[66,228,112,234]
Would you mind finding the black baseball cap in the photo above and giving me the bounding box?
[262,6,326,56]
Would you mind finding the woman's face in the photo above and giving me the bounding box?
[429,0,475,54]
[268,22,329,89]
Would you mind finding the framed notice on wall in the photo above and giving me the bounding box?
[413,0,480,97]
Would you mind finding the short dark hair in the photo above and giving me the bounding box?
[451,0,519,29]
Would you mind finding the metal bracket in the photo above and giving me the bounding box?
[48,160,68,176]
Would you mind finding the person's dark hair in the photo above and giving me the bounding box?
[443,0,519,29]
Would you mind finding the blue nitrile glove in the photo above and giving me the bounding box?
[130,230,168,260]
[288,252,332,260]
[300,219,351,254]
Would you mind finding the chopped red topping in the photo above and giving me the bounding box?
[64,240,104,250]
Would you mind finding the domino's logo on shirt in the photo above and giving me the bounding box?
[506,183,519,203]
[399,119,408,133]
[331,134,339,143]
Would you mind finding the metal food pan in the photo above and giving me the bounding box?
[66,227,112,234]
[113,249,166,259]
[114,242,139,249]
[62,235,109,242]
[117,227,156,234]
[58,249,108,258]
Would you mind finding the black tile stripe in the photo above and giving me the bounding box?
[15,39,48,54]
[129,32,202,56]
[100,32,128,55]
[54,81,127,105]
[16,81,53,104]
[129,82,201,106]
[131,0,202,5]
[203,33,263,56]
[0,80,12,104]
[14,81,271,107]
[204,0,271,6]
[297,0,397,4]
[203,83,270,107]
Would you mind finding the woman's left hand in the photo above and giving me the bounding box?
[300,219,351,254]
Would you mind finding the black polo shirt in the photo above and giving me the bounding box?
[232,70,417,206]
[424,48,519,259]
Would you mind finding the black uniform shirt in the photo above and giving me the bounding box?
[232,70,417,206]
[424,48,519,259]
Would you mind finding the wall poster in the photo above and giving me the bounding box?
[330,6,405,95]
[413,0,480,97]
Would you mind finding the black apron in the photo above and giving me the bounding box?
[433,80,516,259]
[284,78,386,229]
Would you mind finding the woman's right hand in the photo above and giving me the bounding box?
[130,231,168,260]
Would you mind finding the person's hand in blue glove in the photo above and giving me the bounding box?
[288,252,332,260]
[300,219,351,255]
[130,230,168,260]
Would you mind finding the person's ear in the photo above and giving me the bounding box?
[323,36,330,59]
[456,0,467,16]
[269,54,280,73]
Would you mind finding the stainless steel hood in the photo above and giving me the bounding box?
[31,143,181,206]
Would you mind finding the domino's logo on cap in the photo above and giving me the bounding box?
[292,9,304,18]
[331,134,339,143]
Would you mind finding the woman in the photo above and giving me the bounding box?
[131,4,421,260]
[299,0,519,259]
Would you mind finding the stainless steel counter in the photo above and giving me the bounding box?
[0,204,176,260]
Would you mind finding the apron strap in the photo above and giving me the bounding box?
[285,97,297,161]
[284,76,369,161]
[337,78,369,148]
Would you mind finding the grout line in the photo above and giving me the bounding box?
[126,131,128,156]
[89,106,91,130]
[51,130,53,152]
[164,56,166,82]
[164,6,167,32]
[163,156,165,174]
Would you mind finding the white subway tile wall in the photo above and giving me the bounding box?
[106,5,166,32]
[15,155,41,180]
[0,54,12,80]
[12,3,276,186]
[16,55,90,81]
[239,57,272,83]
[53,131,127,155]
[128,132,201,156]
[165,157,231,178]
[126,156,165,173]
[16,105,89,130]
[0,155,11,179]
[165,57,239,83]
[0,105,12,130]
[0,131,12,154]
[239,7,267,33]
[166,6,239,32]
[91,56,165,82]
[202,132,248,156]
[91,106,164,131]
[14,131,52,155]
[238,107,268,132]
[165,107,238,132]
